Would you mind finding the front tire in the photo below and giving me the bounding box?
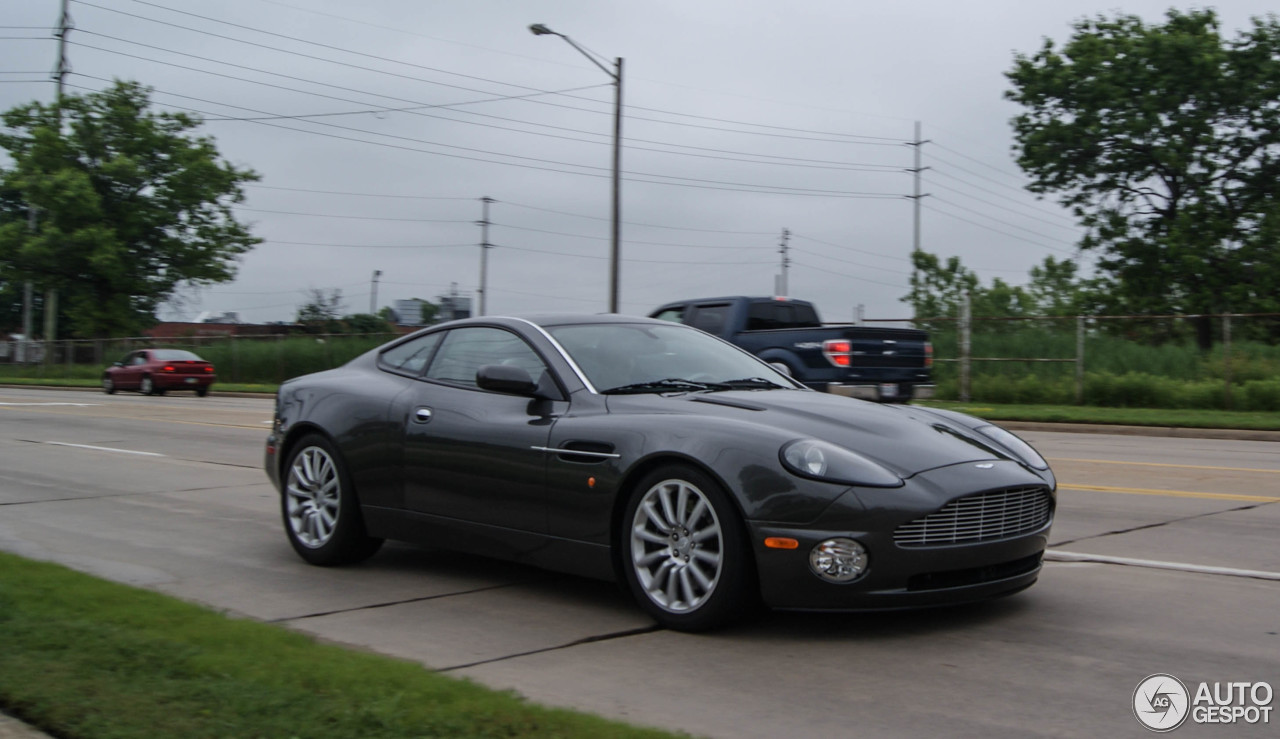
[195,385,209,397]
[282,434,383,566]
[140,375,156,396]
[620,464,757,631]
[102,376,115,394]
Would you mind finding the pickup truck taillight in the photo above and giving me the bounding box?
[823,339,852,367]
[925,342,933,368]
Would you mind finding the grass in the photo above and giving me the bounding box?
[918,400,1280,431]
[0,551,682,739]
[4,375,1280,430]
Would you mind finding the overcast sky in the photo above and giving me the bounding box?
[2,1,1276,325]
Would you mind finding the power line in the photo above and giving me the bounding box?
[923,175,1080,235]
[927,198,1077,255]
[246,185,474,200]
[491,222,774,249]
[500,200,775,235]
[83,2,910,144]
[236,207,470,223]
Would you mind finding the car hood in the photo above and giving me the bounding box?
[605,390,1028,479]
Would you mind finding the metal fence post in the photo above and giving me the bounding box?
[1223,314,1232,410]
[959,292,971,402]
[1075,315,1085,405]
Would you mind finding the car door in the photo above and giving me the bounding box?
[115,351,146,389]
[399,326,564,533]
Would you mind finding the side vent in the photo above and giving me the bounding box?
[557,441,618,464]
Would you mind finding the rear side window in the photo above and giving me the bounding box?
[746,301,821,330]
[379,332,443,376]
[689,304,731,334]
[651,307,685,323]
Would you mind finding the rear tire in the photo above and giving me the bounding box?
[620,464,757,631]
[195,385,208,397]
[282,433,383,566]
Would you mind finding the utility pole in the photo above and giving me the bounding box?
[905,121,930,324]
[477,196,494,316]
[369,270,382,314]
[42,0,72,361]
[774,228,791,296]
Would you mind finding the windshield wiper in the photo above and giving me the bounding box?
[601,378,723,394]
[709,377,789,390]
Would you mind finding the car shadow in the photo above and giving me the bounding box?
[368,542,1037,641]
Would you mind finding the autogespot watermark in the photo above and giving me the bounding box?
[1133,674,1274,732]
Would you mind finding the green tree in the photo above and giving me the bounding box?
[341,313,393,334]
[296,288,344,333]
[1006,9,1280,348]
[0,80,260,338]
[902,250,979,327]
[419,299,439,325]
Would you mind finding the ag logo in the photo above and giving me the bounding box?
[1134,674,1190,732]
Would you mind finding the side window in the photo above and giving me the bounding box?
[131,353,148,366]
[689,304,731,335]
[379,332,443,376]
[651,307,685,323]
[746,302,780,331]
[425,327,548,388]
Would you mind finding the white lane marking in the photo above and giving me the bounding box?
[0,402,99,407]
[41,441,165,457]
[1045,550,1280,581]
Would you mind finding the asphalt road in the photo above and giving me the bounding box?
[1,386,1277,738]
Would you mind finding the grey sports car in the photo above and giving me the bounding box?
[265,314,1055,631]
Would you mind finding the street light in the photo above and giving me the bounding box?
[370,269,382,315]
[530,23,623,313]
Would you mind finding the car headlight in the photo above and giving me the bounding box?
[780,439,903,487]
[976,425,1049,470]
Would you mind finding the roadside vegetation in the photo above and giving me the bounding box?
[0,552,679,739]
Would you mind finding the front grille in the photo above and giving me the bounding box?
[894,486,1052,547]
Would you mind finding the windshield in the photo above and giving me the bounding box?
[151,350,203,361]
[546,322,797,393]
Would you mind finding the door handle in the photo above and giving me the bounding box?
[413,407,433,423]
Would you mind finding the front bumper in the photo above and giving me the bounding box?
[748,460,1054,611]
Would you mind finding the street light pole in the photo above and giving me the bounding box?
[370,270,381,315]
[530,23,622,313]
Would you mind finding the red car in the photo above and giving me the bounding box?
[102,349,216,397]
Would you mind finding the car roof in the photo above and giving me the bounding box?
[439,313,676,329]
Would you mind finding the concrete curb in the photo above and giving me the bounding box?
[998,420,1280,443]
[0,713,53,739]
[3,384,1278,442]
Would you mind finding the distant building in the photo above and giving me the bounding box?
[393,299,428,326]
[193,311,243,324]
[438,295,472,322]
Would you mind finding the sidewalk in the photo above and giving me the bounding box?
[0,713,52,739]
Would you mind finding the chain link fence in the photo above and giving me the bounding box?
[0,332,399,385]
[861,308,1280,411]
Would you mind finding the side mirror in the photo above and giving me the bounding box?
[476,364,539,396]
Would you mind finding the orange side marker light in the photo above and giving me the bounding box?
[764,537,799,550]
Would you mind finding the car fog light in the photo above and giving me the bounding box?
[809,538,868,582]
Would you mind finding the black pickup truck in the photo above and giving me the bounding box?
[649,296,934,402]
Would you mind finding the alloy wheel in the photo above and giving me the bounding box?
[629,478,724,613]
